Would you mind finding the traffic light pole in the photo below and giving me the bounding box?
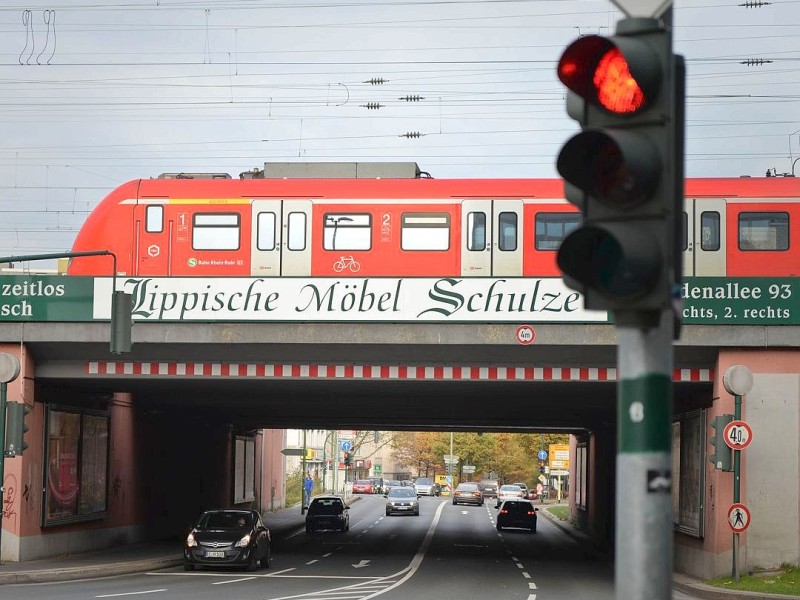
[615,312,673,600]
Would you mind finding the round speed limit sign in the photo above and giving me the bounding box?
[516,325,536,345]
[723,420,753,450]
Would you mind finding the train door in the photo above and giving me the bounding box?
[281,200,312,276]
[461,200,523,276]
[461,200,492,276]
[134,202,172,276]
[493,201,523,276]
[250,200,282,276]
[684,198,727,276]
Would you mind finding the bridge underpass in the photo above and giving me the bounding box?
[5,319,783,573]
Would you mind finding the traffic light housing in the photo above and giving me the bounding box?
[5,401,31,457]
[343,451,352,466]
[709,414,733,471]
[556,18,683,327]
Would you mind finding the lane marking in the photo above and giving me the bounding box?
[306,560,318,565]
[95,591,167,598]
[212,576,257,585]
[529,582,538,589]
[522,572,531,579]
[323,553,333,558]
[265,501,448,600]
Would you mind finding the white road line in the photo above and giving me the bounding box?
[307,560,319,565]
[516,563,525,569]
[95,591,167,598]
[266,501,448,600]
[212,576,257,585]
[323,553,333,558]
[527,595,537,600]
[522,572,531,579]
[529,582,538,589]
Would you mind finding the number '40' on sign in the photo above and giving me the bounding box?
[723,420,753,450]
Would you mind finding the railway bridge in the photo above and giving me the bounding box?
[0,273,798,581]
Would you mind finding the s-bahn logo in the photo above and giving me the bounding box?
[101,276,606,323]
[187,257,197,268]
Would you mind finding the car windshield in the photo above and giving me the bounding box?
[197,512,250,529]
[309,498,343,514]
[457,483,479,491]
[500,485,522,492]
[355,480,371,485]
[416,478,433,485]
[388,488,416,498]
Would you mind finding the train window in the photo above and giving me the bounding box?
[739,212,789,251]
[323,213,371,250]
[700,211,720,251]
[401,213,450,251]
[535,213,580,250]
[145,205,163,233]
[287,212,307,251]
[498,212,517,251]
[192,213,240,250]
[467,212,487,251]
[256,212,276,251]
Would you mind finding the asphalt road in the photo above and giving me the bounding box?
[2,495,698,600]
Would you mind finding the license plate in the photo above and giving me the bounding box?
[206,550,226,558]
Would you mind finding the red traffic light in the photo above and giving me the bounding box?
[558,35,660,115]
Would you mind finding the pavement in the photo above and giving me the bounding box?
[0,498,795,600]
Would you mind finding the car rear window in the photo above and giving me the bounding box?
[309,499,343,514]
[503,501,531,514]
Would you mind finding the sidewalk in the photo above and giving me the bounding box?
[0,501,312,585]
[537,502,800,600]
[0,498,796,599]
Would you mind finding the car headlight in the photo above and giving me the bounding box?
[235,534,251,548]
[186,532,197,548]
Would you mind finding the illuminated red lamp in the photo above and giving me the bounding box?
[557,35,659,116]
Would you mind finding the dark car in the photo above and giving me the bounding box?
[479,479,499,499]
[452,482,483,506]
[306,495,350,533]
[496,499,538,532]
[184,509,271,571]
[385,486,420,516]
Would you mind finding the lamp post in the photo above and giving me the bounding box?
[722,365,754,582]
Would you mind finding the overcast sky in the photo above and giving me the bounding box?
[1,0,799,264]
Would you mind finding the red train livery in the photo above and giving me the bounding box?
[67,173,800,279]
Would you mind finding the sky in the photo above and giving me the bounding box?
[1,0,799,265]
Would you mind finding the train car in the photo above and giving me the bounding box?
[66,166,800,279]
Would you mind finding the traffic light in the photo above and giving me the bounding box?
[343,451,351,466]
[709,414,733,471]
[555,18,683,327]
[5,401,31,457]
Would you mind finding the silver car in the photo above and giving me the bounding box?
[385,486,420,516]
[414,477,439,496]
[495,484,524,509]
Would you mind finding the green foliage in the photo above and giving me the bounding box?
[706,564,800,595]
[547,505,570,521]
[390,431,570,484]
[285,468,303,506]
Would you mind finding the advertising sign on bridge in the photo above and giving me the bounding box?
[0,275,797,326]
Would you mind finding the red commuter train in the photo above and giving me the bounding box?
[67,164,800,279]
